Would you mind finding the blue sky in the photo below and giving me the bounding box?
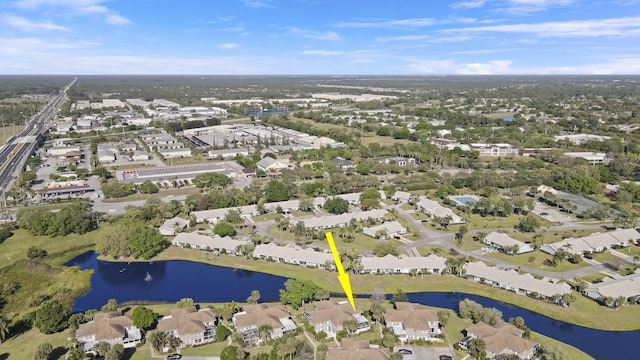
[1,0,640,74]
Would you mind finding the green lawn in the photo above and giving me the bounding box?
[399,203,414,211]
[590,251,619,264]
[0,328,70,360]
[578,273,611,284]
[101,187,201,203]
[180,341,229,356]
[409,211,430,221]
[253,213,284,222]
[487,250,589,273]
[291,211,315,217]
[509,228,604,245]
[416,245,450,257]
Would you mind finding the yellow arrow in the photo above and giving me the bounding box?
[326,231,356,312]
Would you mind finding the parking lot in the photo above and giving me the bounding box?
[395,346,455,360]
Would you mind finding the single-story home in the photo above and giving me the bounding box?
[253,243,333,269]
[172,233,248,255]
[415,197,464,224]
[484,231,533,254]
[159,216,190,236]
[360,254,447,275]
[362,221,406,239]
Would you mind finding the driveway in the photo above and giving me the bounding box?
[396,345,455,360]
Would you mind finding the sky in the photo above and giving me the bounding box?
[1,0,640,75]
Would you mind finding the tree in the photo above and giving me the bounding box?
[138,180,159,194]
[148,331,165,351]
[0,225,13,244]
[34,342,53,360]
[27,246,47,259]
[257,324,272,344]
[279,279,320,309]
[101,299,118,312]
[324,197,349,214]
[516,215,540,232]
[246,290,261,304]
[214,221,237,237]
[390,289,408,306]
[437,310,450,328]
[265,180,290,202]
[216,325,230,341]
[132,306,156,330]
[369,302,385,323]
[128,224,168,260]
[374,241,399,257]
[105,343,124,360]
[469,338,486,359]
[176,297,195,308]
[0,315,9,343]
[34,301,68,334]
[193,173,233,188]
[370,287,386,303]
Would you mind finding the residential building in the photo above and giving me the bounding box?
[460,322,539,359]
[583,271,640,302]
[207,148,250,159]
[360,254,446,275]
[376,156,415,166]
[362,221,406,239]
[330,156,355,171]
[76,312,142,352]
[252,243,333,269]
[172,233,248,255]
[464,262,571,300]
[384,302,441,342]
[540,228,639,256]
[97,145,117,163]
[132,151,150,161]
[554,134,611,144]
[564,152,607,165]
[256,157,291,173]
[232,304,297,345]
[484,232,533,254]
[415,197,464,224]
[391,190,412,203]
[326,339,390,360]
[294,209,388,231]
[159,216,189,236]
[469,143,519,157]
[303,300,370,338]
[157,307,217,347]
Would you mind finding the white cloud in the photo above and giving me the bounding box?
[218,43,239,49]
[445,16,640,37]
[3,14,68,31]
[241,0,274,8]
[299,50,343,56]
[12,0,130,25]
[105,13,129,25]
[286,27,342,41]
[334,18,435,29]
[405,59,514,74]
[500,0,577,15]
[0,37,97,54]
[451,0,488,9]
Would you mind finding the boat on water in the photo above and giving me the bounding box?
[144,271,153,281]
[119,268,126,273]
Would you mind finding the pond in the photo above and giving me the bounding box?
[67,252,640,360]
[66,252,288,313]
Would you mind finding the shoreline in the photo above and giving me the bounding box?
[91,247,640,332]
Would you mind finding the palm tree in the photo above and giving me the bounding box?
[0,315,9,343]
[258,324,272,345]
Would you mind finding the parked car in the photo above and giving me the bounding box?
[167,354,182,360]
[439,356,453,360]
[398,349,413,355]
[394,235,401,239]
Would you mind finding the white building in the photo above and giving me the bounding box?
[564,152,607,165]
[484,231,533,254]
[362,221,406,239]
[415,197,464,224]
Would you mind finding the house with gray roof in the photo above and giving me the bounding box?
[464,262,572,300]
[416,197,464,224]
[362,221,406,239]
[172,233,248,255]
[157,307,217,347]
[159,216,190,236]
[584,271,640,303]
[484,231,533,254]
[391,190,412,203]
[253,243,333,269]
[294,209,388,230]
[76,312,142,352]
[360,254,447,275]
[541,228,639,256]
[232,304,297,345]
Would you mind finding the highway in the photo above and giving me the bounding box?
[0,78,76,203]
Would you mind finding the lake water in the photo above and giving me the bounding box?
[67,252,639,360]
[66,252,287,312]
